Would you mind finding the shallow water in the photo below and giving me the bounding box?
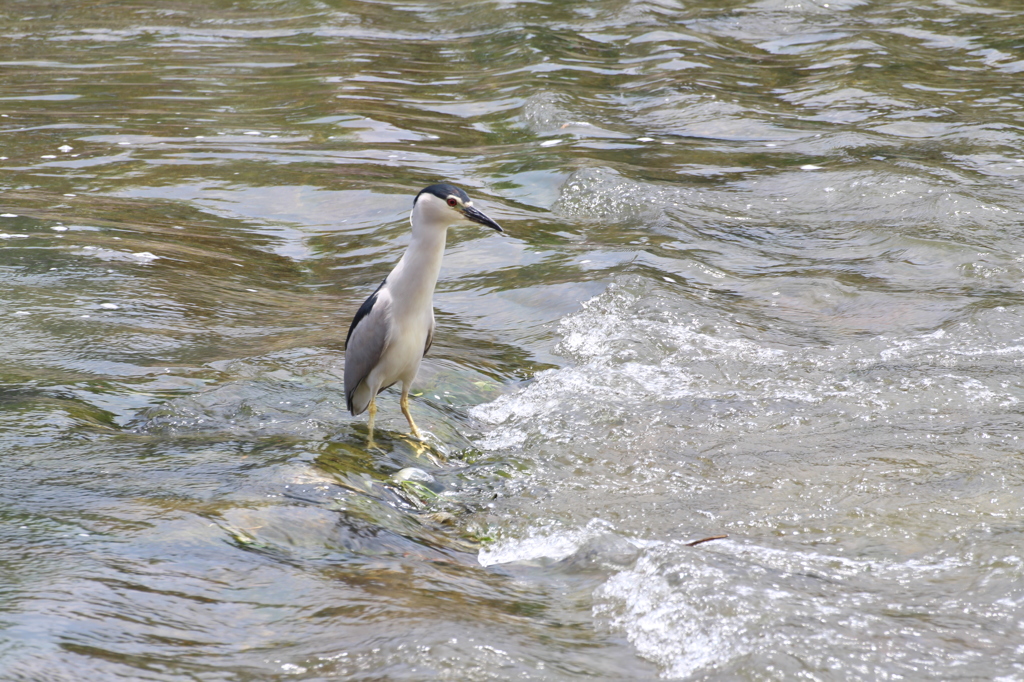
[3,0,1024,679]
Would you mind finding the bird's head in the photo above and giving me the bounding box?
[412,183,503,233]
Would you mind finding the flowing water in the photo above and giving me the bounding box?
[3,0,1024,679]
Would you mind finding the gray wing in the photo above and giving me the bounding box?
[344,283,391,414]
[424,309,434,356]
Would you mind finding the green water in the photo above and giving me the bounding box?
[3,1,1024,679]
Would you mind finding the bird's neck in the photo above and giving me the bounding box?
[389,226,448,308]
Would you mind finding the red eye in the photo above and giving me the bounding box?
[447,197,458,207]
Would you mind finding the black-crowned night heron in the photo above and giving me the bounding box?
[344,183,503,444]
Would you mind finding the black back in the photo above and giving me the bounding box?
[345,278,386,348]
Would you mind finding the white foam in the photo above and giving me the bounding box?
[472,283,1024,447]
[593,537,989,678]
[470,281,1024,677]
[72,247,161,263]
[479,518,621,567]
[595,544,756,678]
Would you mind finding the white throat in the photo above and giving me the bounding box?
[385,194,454,316]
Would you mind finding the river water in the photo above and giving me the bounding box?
[2,1,1024,679]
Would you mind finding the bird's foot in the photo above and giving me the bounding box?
[401,433,442,464]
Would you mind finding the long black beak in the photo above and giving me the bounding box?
[463,204,503,233]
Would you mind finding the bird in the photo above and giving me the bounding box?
[344,183,503,445]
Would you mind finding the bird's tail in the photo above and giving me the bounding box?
[348,381,373,416]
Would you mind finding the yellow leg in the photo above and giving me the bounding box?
[400,388,422,440]
[366,397,377,447]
